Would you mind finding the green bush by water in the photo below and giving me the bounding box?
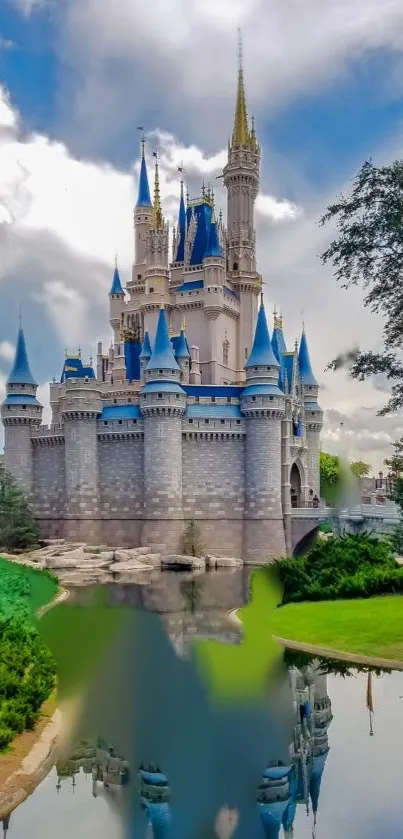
[0,558,58,751]
[278,532,403,604]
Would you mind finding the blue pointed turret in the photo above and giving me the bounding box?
[309,751,329,820]
[140,331,152,361]
[136,141,152,209]
[204,211,223,259]
[176,328,190,360]
[109,265,124,296]
[246,299,279,369]
[175,181,186,262]
[298,329,318,387]
[7,327,37,387]
[146,307,180,372]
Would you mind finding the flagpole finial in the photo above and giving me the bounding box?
[18,303,22,328]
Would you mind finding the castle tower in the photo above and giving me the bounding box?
[145,154,170,299]
[140,305,186,551]
[173,177,186,264]
[133,138,153,279]
[109,261,125,343]
[223,33,261,377]
[298,329,323,498]
[60,376,102,542]
[310,671,332,834]
[140,331,152,382]
[1,324,42,495]
[203,210,226,374]
[176,322,191,384]
[241,298,286,563]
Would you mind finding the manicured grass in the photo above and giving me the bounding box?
[272,594,403,662]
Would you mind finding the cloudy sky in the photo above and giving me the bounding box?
[1,0,403,469]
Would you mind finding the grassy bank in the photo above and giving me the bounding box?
[272,595,403,662]
[0,558,58,752]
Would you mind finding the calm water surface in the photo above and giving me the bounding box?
[4,570,403,839]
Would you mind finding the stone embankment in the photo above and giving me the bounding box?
[4,541,244,585]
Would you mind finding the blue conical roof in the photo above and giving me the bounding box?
[176,329,190,359]
[175,184,186,262]
[246,302,279,369]
[272,326,287,363]
[136,148,152,208]
[7,327,37,386]
[204,215,223,258]
[146,307,180,372]
[109,266,124,295]
[309,750,329,815]
[298,329,318,386]
[140,331,152,360]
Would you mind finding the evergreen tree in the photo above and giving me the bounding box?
[0,471,38,551]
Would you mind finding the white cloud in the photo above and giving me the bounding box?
[56,0,403,153]
[256,193,302,222]
[0,341,15,362]
[10,0,46,15]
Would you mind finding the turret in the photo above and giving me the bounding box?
[223,33,261,376]
[60,376,102,542]
[175,323,191,384]
[109,261,125,342]
[257,765,292,839]
[174,178,186,264]
[298,328,323,497]
[140,331,152,382]
[1,324,42,495]
[145,154,170,298]
[140,305,186,553]
[241,298,286,562]
[133,138,153,275]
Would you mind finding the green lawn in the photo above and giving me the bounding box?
[272,595,403,662]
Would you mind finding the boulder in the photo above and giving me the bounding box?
[114,549,142,563]
[215,557,243,568]
[162,555,205,571]
[46,548,87,569]
[109,559,154,572]
[135,546,152,555]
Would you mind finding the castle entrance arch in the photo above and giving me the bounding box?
[290,462,302,509]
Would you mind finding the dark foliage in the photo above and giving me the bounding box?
[319,159,403,414]
[0,617,56,751]
[278,532,403,603]
[0,471,39,551]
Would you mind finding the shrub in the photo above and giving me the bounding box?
[278,532,403,603]
[0,471,39,551]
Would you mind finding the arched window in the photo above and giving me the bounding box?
[223,339,229,367]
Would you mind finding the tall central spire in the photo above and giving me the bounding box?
[232,28,250,147]
[152,151,163,229]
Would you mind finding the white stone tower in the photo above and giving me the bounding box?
[140,305,186,551]
[241,298,286,562]
[144,154,170,300]
[223,33,261,378]
[1,325,43,495]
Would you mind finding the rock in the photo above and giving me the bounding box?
[215,557,243,568]
[144,553,162,567]
[83,545,109,554]
[46,548,87,569]
[42,539,65,546]
[205,555,216,569]
[135,546,152,555]
[114,549,142,563]
[109,559,154,572]
[161,555,205,571]
[75,557,113,570]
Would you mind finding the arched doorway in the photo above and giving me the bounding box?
[290,463,302,509]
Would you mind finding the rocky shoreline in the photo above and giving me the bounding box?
[3,540,243,586]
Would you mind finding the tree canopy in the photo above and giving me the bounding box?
[0,471,38,551]
[320,451,371,505]
[319,158,403,414]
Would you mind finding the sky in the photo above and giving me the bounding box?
[1,0,403,468]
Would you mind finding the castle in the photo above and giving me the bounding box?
[1,52,322,563]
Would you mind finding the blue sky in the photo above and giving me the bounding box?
[1,0,403,465]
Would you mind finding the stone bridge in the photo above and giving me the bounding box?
[291,500,400,554]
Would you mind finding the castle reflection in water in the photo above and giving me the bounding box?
[48,662,332,839]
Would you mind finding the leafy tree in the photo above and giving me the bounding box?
[320,451,370,504]
[319,159,403,414]
[384,438,403,477]
[0,471,38,551]
[350,460,371,479]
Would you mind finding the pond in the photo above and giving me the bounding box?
[4,569,403,838]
